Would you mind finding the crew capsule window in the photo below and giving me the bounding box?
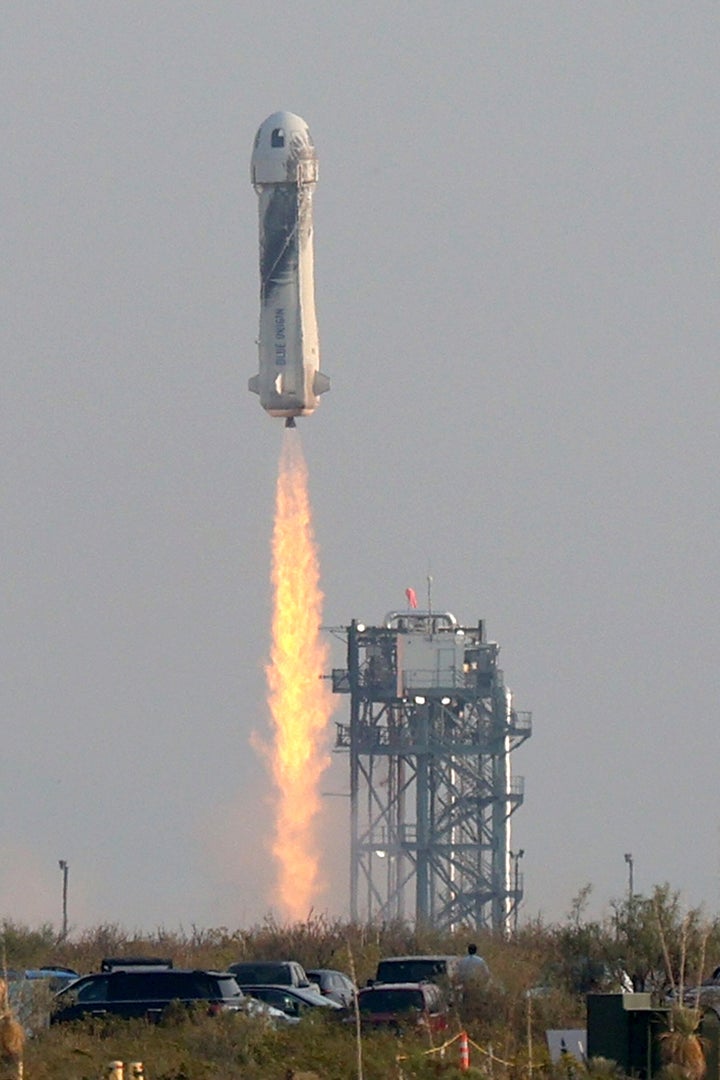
[271,128,285,148]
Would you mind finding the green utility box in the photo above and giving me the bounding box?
[587,994,669,1079]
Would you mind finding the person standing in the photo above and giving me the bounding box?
[458,943,490,984]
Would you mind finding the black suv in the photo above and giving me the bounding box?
[51,969,244,1024]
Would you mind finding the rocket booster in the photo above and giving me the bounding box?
[249,112,329,424]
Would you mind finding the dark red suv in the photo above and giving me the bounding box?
[357,981,449,1035]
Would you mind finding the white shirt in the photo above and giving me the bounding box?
[458,953,490,983]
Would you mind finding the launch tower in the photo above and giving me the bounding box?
[331,612,531,932]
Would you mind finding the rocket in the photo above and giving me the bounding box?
[249,111,330,426]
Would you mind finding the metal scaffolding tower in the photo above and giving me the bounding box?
[331,611,531,932]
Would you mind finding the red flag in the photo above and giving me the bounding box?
[405,587,418,609]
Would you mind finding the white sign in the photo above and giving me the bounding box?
[546,1029,587,1063]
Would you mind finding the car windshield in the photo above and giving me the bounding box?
[66,977,110,1003]
[288,987,331,1005]
[231,963,291,984]
[248,986,334,1009]
[360,988,424,1013]
[247,988,304,1017]
[111,973,217,1000]
[377,960,445,982]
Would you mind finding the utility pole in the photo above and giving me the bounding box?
[511,849,525,933]
[624,852,634,902]
[58,860,69,939]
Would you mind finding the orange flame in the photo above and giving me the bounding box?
[266,430,334,918]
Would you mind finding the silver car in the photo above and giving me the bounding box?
[305,969,356,1007]
[238,984,343,1020]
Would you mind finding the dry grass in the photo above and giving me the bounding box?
[0,976,24,1080]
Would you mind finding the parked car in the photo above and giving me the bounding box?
[10,967,79,990]
[7,968,80,1034]
[51,969,245,1024]
[228,960,316,991]
[240,996,295,1025]
[305,968,356,1007]
[357,981,449,1034]
[669,966,720,1009]
[238,984,343,1020]
[373,955,462,987]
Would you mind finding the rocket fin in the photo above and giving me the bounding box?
[313,371,330,396]
[248,374,260,395]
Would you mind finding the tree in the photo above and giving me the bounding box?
[610,885,718,994]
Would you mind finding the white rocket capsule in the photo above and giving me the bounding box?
[249,112,330,425]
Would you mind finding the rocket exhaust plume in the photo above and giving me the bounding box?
[265,429,334,918]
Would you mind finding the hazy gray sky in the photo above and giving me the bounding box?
[2,2,719,932]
